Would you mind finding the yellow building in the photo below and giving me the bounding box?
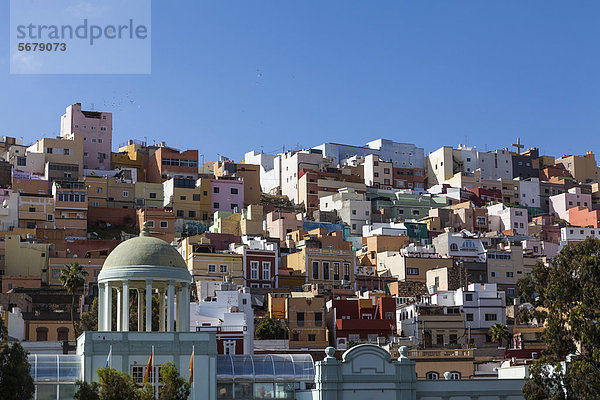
[408,349,475,380]
[284,248,356,289]
[84,176,108,208]
[18,193,55,229]
[210,205,264,236]
[52,181,88,239]
[27,134,84,178]
[112,143,147,181]
[555,152,599,184]
[179,236,244,286]
[163,178,211,221]
[4,234,52,281]
[135,182,164,208]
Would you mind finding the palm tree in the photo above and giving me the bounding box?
[59,262,88,338]
[488,323,510,348]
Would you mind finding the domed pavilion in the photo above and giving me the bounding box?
[96,223,192,332]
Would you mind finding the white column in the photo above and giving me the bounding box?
[137,289,143,332]
[122,280,129,332]
[182,283,190,332]
[177,286,184,332]
[159,289,165,332]
[167,281,175,332]
[145,280,152,332]
[104,282,112,331]
[116,288,122,331]
[98,283,105,331]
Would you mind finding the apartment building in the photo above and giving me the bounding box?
[27,134,84,180]
[549,187,592,221]
[210,178,244,214]
[284,247,356,289]
[286,292,329,349]
[18,193,55,230]
[397,303,466,349]
[431,231,486,262]
[214,160,261,207]
[485,244,528,297]
[487,203,529,236]
[555,152,598,184]
[112,140,148,181]
[163,178,211,221]
[134,182,164,208]
[232,238,278,288]
[319,188,370,236]
[146,145,199,183]
[137,208,176,244]
[298,168,365,214]
[377,247,454,282]
[265,211,304,244]
[52,181,88,239]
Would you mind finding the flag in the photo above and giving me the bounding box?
[142,348,154,386]
[105,346,112,368]
[188,347,194,384]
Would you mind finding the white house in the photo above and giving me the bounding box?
[549,187,592,221]
[320,188,370,236]
[487,203,529,235]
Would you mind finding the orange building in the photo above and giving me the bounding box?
[137,208,176,244]
[568,206,600,228]
[147,145,199,183]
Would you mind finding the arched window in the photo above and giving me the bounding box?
[450,243,458,251]
[426,371,439,380]
[36,327,48,341]
[449,371,461,380]
[57,327,69,341]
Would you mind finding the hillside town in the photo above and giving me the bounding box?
[0,102,597,398]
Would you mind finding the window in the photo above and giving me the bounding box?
[343,263,350,281]
[230,188,238,195]
[292,333,299,341]
[450,243,458,251]
[193,194,201,201]
[213,202,220,209]
[333,262,340,280]
[52,269,61,278]
[352,209,357,215]
[312,261,319,280]
[149,192,157,199]
[92,201,99,207]
[449,372,461,380]
[98,138,103,143]
[208,264,216,273]
[297,312,304,327]
[220,265,228,273]
[465,293,473,301]
[385,312,394,320]
[176,210,184,217]
[322,261,330,280]
[426,372,439,380]
[262,262,271,281]
[47,214,53,221]
[362,314,372,320]
[122,191,129,198]
[46,148,53,154]
[466,313,474,321]
[491,271,497,277]
[17,156,26,166]
[160,221,168,228]
[231,203,239,211]
[250,261,259,280]
[36,327,48,341]
[146,220,155,228]
[485,313,497,321]
[506,271,514,278]
[188,211,196,218]
[213,187,220,194]
[407,268,419,275]
[223,340,236,355]
[449,334,458,345]
[57,327,69,341]
[315,312,323,326]
[308,334,316,342]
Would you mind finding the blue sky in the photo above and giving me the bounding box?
[1,1,600,162]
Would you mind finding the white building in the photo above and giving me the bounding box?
[243,150,280,194]
[560,226,600,247]
[549,187,592,221]
[487,203,529,236]
[280,150,329,204]
[431,230,486,262]
[190,282,254,355]
[517,178,541,209]
[320,188,370,236]
[362,222,408,237]
[313,139,425,168]
[0,307,25,341]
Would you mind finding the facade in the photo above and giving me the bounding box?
[555,152,598,183]
[327,296,396,349]
[146,145,199,183]
[548,187,592,221]
[397,303,466,348]
[163,178,211,221]
[136,208,176,244]
[190,283,254,355]
[487,203,529,236]
[298,168,366,214]
[377,250,453,282]
[214,161,261,207]
[431,231,486,262]
[265,211,303,244]
[134,182,164,208]
[60,103,112,170]
[233,240,278,288]
[287,292,329,349]
[52,181,88,239]
[27,134,84,180]
[486,244,528,297]
[18,193,55,230]
[284,248,356,289]
[210,178,245,214]
[280,150,329,204]
[319,188,370,236]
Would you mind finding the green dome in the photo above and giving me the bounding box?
[102,227,186,269]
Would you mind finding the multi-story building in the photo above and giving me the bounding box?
[190,282,254,355]
[243,150,280,194]
[432,231,486,262]
[568,206,600,228]
[52,181,88,239]
[179,236,244,299]
[265,211,304,244]
[284,247,356,289]
[319,188,370,236]
[555,152,598,184]
[163,178,211,221]
[0,192,19,231]
[549,187,592,221]
[427,283,506,347]
[487,203,529,235]
[27,134,84,181]
[397,303,466,348]
[560,226,600,246]
[284,292,329,349]
[137,208,176,244]
[60,103,112,170]
[377,246,453,282]
[5,140,46,176]
[485,244,528,297]
[210,205,264,237]
[3,235,52,290]
[210,178,244,214]
[298,168,365,214]
[146,144,199,183]
[357,235,410,267]
[18,193,55,230]
[112,140,148,181]
[280,150,330,204]
[214,160,261,207]
[368,188,447,222]
[134,182,164,209]
[232,237,278,288]
[363,154,394,189]
[327,296,396,349]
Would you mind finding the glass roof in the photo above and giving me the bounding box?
[28,355,81,383]
[217,354,315,382]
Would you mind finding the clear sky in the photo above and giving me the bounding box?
[1,1,600,161]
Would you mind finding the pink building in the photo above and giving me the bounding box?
[265,211,304,243]
[60,103,112,170]
[487,203,529,236]
[548,187,592,221]
[210,178,244,213]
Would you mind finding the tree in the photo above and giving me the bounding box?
[74,380,100,400]
[488,323,510,347]
[255,318,287,340]
[0,315,7,343]
[0,342,35,400]
[60,262,89,337]
[519,237,600,399]
[158,362,190,400]
[96,367,141,400]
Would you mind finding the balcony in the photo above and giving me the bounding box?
[194,325,247,333]
[408,349,473,359]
